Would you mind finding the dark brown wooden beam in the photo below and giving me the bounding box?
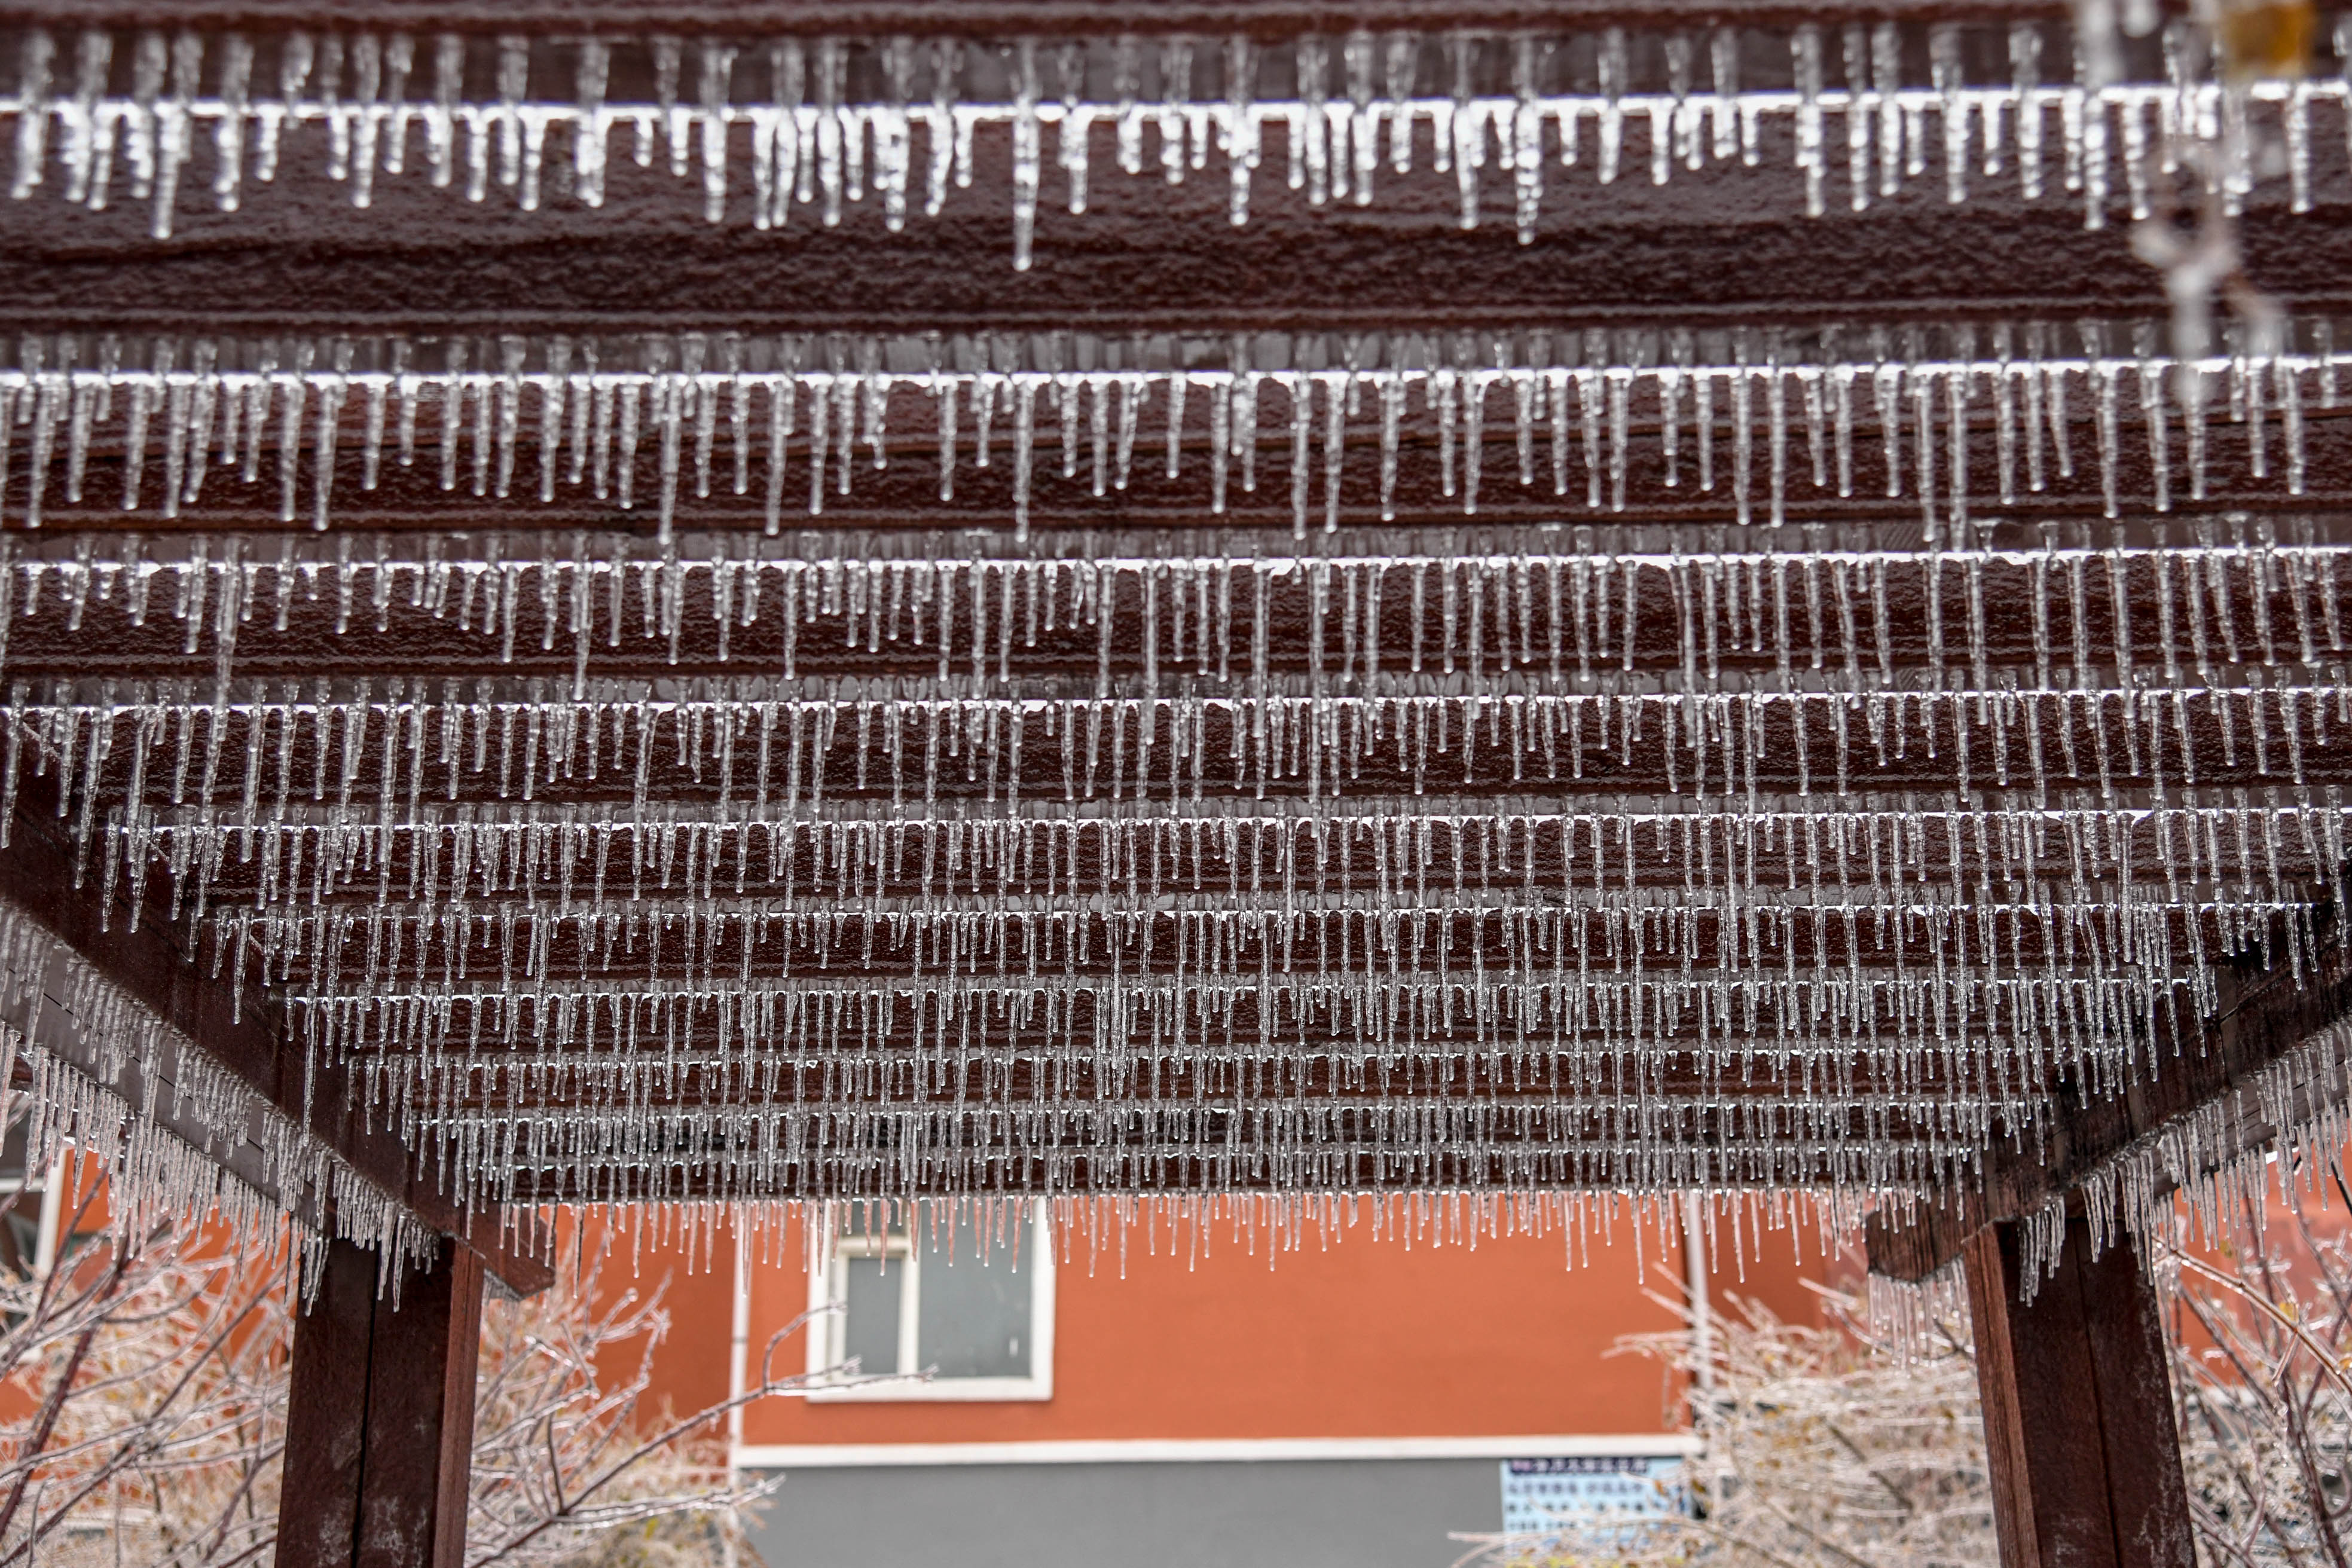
[0,773,552,1294]
[10,376,2352,546]
[277,1235,485,1568]
[4,75,2344,340]
[0,2,2085,39]
[1964,1217,2195,1568]
[11,181,2346,339]
[1867,895,2352,1283]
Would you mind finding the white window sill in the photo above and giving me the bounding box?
[807,1373,1056,1404]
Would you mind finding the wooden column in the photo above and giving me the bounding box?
[277,1237,485,1568]
[1962,1217,2195,1568]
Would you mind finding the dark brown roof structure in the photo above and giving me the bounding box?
[0,4,2347,1563]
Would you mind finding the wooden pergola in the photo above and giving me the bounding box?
[1,2,2350,1563]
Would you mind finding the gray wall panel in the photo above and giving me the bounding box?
[747,1459,1499,1568]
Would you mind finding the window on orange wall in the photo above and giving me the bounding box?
[806,1206,1055,1403]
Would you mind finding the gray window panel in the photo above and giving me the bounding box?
[841,1255,903,1376]
[916,1214,1031,1379]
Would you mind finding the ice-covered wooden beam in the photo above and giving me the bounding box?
[0,767,553,1294]
[0,6,2337,299]
[8,149,2350,338]
[6,325,2352,542]
[1865,891,2352,1284]
[0,2,2082,30]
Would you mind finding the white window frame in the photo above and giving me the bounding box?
[805,1208,1055,1402]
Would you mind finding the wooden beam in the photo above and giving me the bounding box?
[0,774,552,1296]
[277,1236,486,1568]
[1867,895,2352,1283]
[1963,1217,2195,1568]
[13,175,2352,340]
[0,2,2083,32]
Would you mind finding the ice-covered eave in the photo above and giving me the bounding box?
[0,898,442,1296]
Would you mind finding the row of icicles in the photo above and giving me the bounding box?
[14,787,2341,1304]
[104,793,2351,930]
[13,10,2352,1275]
[0,896,444,1294]
[0,527,2330,1160]
[0,527,2345,695]
[19,791,2342,1308]
[421,1090,2017,1209]
[0,323,2341,535]
[2,19,2338,253]
[280,876,2226,1079]
[0,842,2039,1291]
[12,678,2351,830]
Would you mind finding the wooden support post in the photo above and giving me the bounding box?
[277,1237,485,1568]
[1962,1217,2195,1568]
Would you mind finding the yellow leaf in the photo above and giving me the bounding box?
[2216,1,2317,83]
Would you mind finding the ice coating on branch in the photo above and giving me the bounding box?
[2,20,2338,253]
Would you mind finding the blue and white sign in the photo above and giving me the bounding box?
[1499,1454,1688,1538]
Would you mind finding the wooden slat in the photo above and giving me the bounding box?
[11,186,2348,341]
[0,2,2084,40]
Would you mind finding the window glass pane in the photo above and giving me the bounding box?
[0,1203,35,1280]
[0,1117,30,1190]
[841,1255,902,1376]
[916,1213,1032,1380]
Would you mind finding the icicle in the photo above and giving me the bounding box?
[0,18,2273,263]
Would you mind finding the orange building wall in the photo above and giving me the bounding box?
[564,1209,740,1428]
[731,1211,1829,1449]
[0,1168,1841,1449]
[643,1249,738,1421]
